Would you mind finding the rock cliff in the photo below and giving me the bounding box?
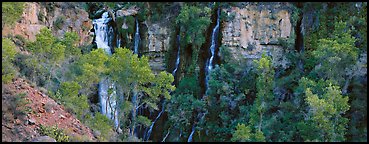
[221,2,295,67]
[2,2,93,46]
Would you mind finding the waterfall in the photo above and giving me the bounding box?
[134,17,140,55]
[178,129,182,141]
[187,112,205,142]
[117,35,121,48]
[145,101,165,141]
[93,11,119,128]
[207,8,221,71]
[172,35,181,76]
[187,125,195,142]
[131,90,138,137]
[161,128,171,142]
[205,8,221,94]
[93,12,113,55]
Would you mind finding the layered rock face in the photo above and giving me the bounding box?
[114,6,171,73]
[222,2,294,64]
[2,2,93,46]
[144,21,171,73]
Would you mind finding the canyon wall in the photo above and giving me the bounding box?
[221,2,295,68]
[2,2,93,46]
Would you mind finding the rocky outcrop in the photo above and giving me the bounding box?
[31,136,56,142]
[222,2,294,62]
[116,6,140,17]
[2,2,93,46]
[2,3,45,41]
[143,20,171,73]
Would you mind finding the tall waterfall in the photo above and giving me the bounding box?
[145,101,165,141]
[93,11,119,128]
[134,17,140,55]
[207,8,220,71]
[205,8,221,93]
[172,35,181,76]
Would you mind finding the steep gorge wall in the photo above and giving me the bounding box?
[2,2,93,46]
[221,2,295,68]
[143,20,172,73]
[113,6,174,73]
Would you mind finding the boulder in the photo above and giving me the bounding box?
[28,119,36,125]
[93,130,101,138]
[31,136,57,142]
[116,6,140,17]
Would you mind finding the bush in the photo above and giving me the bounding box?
[15,34,27,46]
[39,125,70,142]
[15,92,32,115]
[2,38,18,83]
[86,112,113,141]
[69,134,92,142]
[2,2,25,27]
[54,16,66,30]
[278,37,295,50]
[58,81,89,120]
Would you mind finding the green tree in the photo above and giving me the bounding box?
[203,64,248,142]
[25,28,66,89]
[231,123,266,142]
[86,112,114,141]
[58,81,89,120]
[301,84,350,141]
[75,48,108,93]
[107,48,175,137]
[176,4,212,72]
[2,38,18,83]
[62,32,81,58]
[231,54,274,142]
[312,22,358,88]
[249,53,275,135]
[231,123,252,142]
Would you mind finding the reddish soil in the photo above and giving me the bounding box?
[2,78,97,142]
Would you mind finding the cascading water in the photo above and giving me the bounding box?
[145,101,165,141]
[134,17,140,55]
[128,17,144,138]
[117,35,121,48]
[93,11,119,128]
[187,125,196,142]
[131,89,138,137]
[162,128,171,142]
[205,8,221,93]
[187,112,206,142]
[129,18,140,137]
[208,8,221,71]
[93,12,113,55]
[172,35,181,76]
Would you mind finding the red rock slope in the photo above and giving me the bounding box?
[2,78,97,142]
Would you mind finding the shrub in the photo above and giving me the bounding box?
[2,38,18,83]
[39,125,70,142]
[86,112,113,141]
[15,92,32,115]
[15,34,27,45]
[69,134,92,142]
[54,16,66,30]
[2,2,25,27]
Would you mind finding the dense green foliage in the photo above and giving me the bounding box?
[85,112,114,141]
[3,2,366,142]
[2,2,25,27]
[176,3,212,72]
[2,38,18,83]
